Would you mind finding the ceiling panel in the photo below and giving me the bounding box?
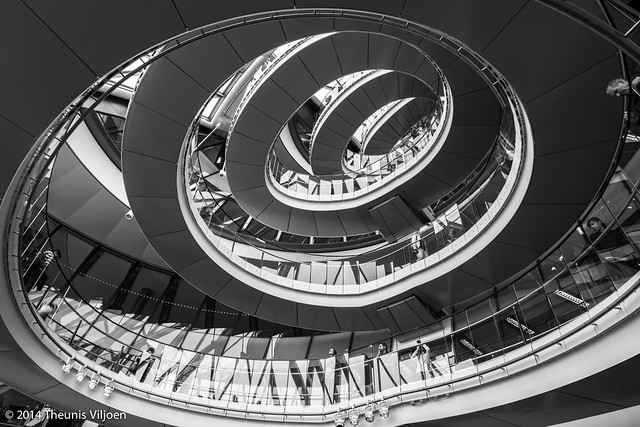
[394,42,428,75]
[443,125,498,160]
[402,0,528,52]
[256,294,298,326]
[133,57,209,124]
[281,16,334,40]
[453,88,501,126]
[332,32,369,74]
[166,33,245,92]
[273,55,323,103]
[288,209,318,235]
[148,230,207,271]
[483,1,617,103]
[25,0,184,76]
[173,0,294,30]
[315,211,347,236]
[0,2,95,136]
[225,162,267,191]
[122,152,179,198]
[297,39,343,87]
[525,56,623,157]
[233,104,283,143]
[333,307,375,331]
[364,78,390,108]
[255,201,292,231]
[214,278,263,315]
[124,104,187,162]
[524,140,617,205]
[224,20,287,62]
[231,187,276,215]
[369,34,402,70]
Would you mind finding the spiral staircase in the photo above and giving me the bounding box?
[2,1,640,426]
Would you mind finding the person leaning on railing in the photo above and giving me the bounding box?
[606,76,640,134]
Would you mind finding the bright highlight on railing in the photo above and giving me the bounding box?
[351,99,404,147]
[26,160,639,417]
[267,94,447,203]
[311,69,381,145]
[15,88,640,421]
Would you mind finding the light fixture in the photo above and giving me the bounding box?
[459,338,483,356]
[364,403,375,423]
[75,367,86,382]
[103,380,115,397]
[88,373,100,390]
[378,400,390,419]
[505,317,536,335]
[349,407,359,426]
[334,410,346,427]
[62,357,73,374]
[554,289,589,307]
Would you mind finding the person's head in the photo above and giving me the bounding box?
[606,78,630,97]
[328,348,336,356]
[587,217,605,231]
[378,343,387,352]
[147,347,155,354]
[416,339,421,345]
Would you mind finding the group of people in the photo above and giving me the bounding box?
[330,339,433,382]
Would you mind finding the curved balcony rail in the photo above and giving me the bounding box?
[344,98,442,173]
[350,98,409,151]
[187,160,380,247]
[309,69,381,146]
[226,36,316,139]
[186,75,521,294]
[7,2,640,422]
[265,95,445,203]
[316,70,377,109]
[13,148,640,421]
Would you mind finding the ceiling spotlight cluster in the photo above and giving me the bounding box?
[61,356,115,398]
[334,401,389,426]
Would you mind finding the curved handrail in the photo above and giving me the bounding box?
[5,2,639,422]
[226,36,315,141]
[309,69,381,146]
[265,96,445,202]
[186,64,524,294]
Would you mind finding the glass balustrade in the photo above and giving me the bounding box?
[350,99,404,147]
[19,162,640,409]
[227,36,315,138]
[186,89,520,293]
[9,4,639,417]
[266,95,446,202]
[310,70,380,144]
